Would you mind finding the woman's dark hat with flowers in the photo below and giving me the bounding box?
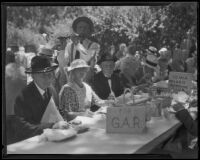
[72,16,94,34]
[25,56,58,74]
[146,46,158,56]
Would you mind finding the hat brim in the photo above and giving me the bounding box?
[39,53,54,58]
[72,17,94,34]
[25,63,58,74]
[67,65,90,72]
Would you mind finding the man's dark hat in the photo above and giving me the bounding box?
[72,16,94,34]
[25,56,58,74]
[97,53,117,65]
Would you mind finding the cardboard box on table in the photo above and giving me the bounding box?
[106,88,148,134]
[106,105,146,133]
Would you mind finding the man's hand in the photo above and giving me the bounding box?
[172,102,185,112]
[52,121,70,129]
[71,34,80,45]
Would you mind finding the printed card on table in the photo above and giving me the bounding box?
[168,72,193,93]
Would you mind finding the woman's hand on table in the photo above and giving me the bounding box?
[52,121,70,129]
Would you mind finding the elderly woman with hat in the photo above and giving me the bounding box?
[11,56,70,143]
[154,47,172,81]
[64,16,100,81]
[59,59,110,121]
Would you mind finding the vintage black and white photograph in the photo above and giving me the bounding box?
[3,2,198,159]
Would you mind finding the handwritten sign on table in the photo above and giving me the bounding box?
[106,106,146,133]
[168,72,193,93]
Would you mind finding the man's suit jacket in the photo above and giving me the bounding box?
[175,109,197,137]
[11,81,54,143]
[91,71,124,100]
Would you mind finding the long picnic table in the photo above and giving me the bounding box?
[7,114,181,154]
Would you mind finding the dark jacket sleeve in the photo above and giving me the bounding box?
[14,94,54,140]
[175,109,197,137]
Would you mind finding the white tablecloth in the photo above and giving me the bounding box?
[7,114,181,154]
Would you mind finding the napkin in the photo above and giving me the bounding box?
[41,128,77,142]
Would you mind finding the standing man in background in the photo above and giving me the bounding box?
[64,16,100,85]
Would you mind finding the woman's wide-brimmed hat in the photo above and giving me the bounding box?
[72,16,94,34]
[25,56,58,74]
[159,47,168,54]
[142,54,158,70]
[67,59,90,72]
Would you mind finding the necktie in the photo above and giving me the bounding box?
[43,89,48,100]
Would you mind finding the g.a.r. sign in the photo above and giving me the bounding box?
[106,106,146,133]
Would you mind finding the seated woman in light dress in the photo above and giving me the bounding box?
[59,59,111,121]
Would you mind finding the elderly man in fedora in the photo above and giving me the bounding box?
[12,56,70,143]
[64,16,100,84]
[91,53,124,100]
[26,47,61,107]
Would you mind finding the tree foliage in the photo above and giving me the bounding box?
[6,3,197,53]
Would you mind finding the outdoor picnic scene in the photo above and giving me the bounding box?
[4,2,198,159]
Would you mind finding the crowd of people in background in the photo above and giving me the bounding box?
[5,16,197,158]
